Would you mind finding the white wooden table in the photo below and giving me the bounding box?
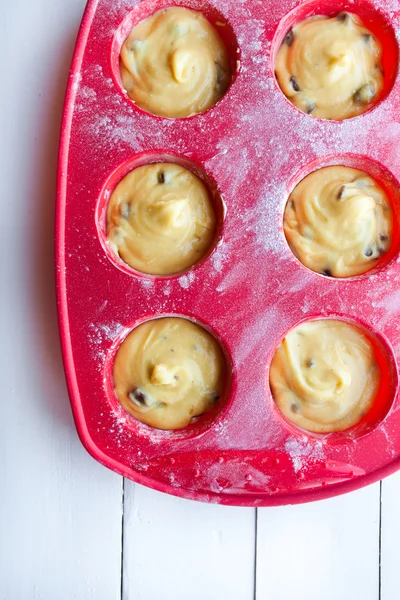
[1,1,400,597]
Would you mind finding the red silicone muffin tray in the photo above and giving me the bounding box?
[56,0,400,506]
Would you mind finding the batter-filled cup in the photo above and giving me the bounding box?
[283,165,393,278]
[120,6,232,118]
[106,162,217,276]
[269,319,381,434]
[113,317,227,430]
[275,11,384,120]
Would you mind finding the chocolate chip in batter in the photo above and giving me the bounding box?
[303,225,314,239]
[129,388,150,407]
[337,12,352,24]
[377,63,385,76]
[290,76,300,92]
[306,358,316,368]
[213,394,220,402]
[364,247,373,257]
[323,268,332,277]
[362,33,372,44]
[291,402,300,413]
[121,202,130,218]
[284,29,294,47]
[191,411,205,421]
[157,170,166,184]
[130,39,145,52]
[305,101,316,114]
[354,83,375,105]
[337,185,346,200]
[377,236,389,254]
[215,61,225,86]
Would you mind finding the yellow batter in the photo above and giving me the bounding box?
[275,12,384,120]
[284,166,392,278]
[270,320,380,433]
[120,7,231,118]
[107,163,216,276]
[113,318,225,430]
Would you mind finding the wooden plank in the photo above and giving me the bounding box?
[122,482,256,600]
[256,484,380,600]
[381,472,400,600]
[0,1,123,598]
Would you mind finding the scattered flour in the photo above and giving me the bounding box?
[178,271,195,289]
[87,321,124,363]
[285,437,326,473]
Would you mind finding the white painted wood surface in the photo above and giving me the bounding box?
[256,484,380,600]
[0,1,123,599]
[122,482,256,600]
[1,0,399,598]
[381,473,400,599]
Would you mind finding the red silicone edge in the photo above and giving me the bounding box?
[55,0,400,506]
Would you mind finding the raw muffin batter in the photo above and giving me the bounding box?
[107,163,216,276]
[120,7,231,118]
[270,320,380,433]
[284,166,392,277]
[113,318,225,430]
[275,12,384,120]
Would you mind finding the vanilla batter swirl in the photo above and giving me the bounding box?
[275,12,384,120]
[120,7,231,118]
[284,166,392,278]
[113,318,225,430]
[270,320,380,433]
[107,163,216,276]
